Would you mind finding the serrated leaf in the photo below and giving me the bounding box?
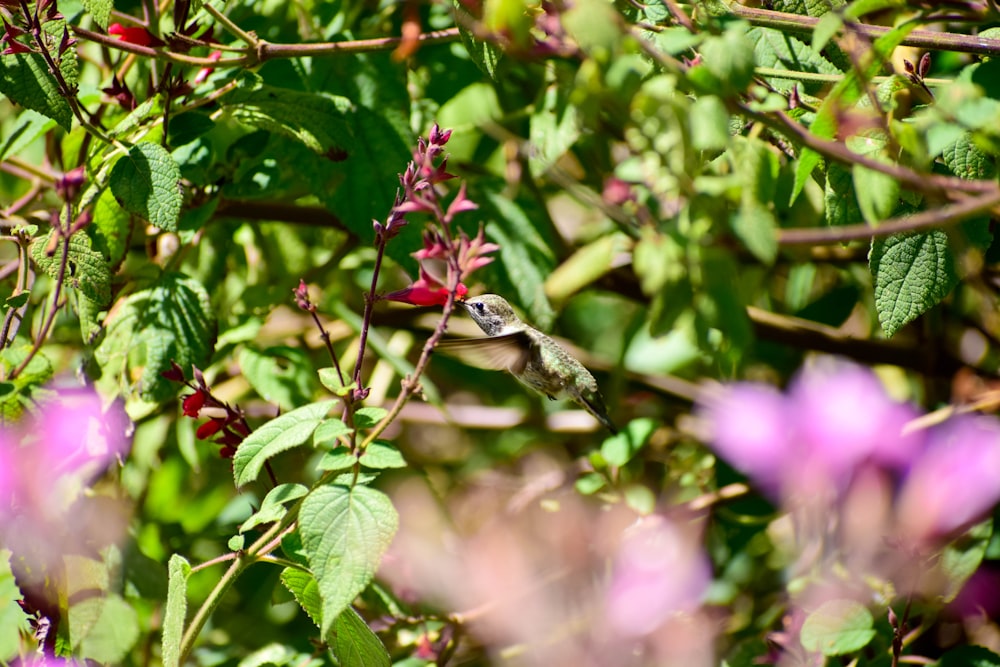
[281,567,323,628]
[332,606,391,667]
[317,446,356,472]
[232,400,335,486]
[871,230,957,338]
[30,231,112,305]
[95,272,216,402]
[0,53,72,130]
[220,74,354,155]
[941,133,998,181]
[162,555,190,667]
[749,27,839,93]
[44,20,78,89]
[299,484,398,636]
[109,142,182,231]
[81,0,113,29]
[359,441,406,469]
[799,599,875,656]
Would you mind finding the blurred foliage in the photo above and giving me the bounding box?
[3,0,1000,664]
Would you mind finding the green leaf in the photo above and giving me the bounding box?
[941,519,993,602]
[937,645,1000,667]
[600,418,657,467]
[299,484,398,635]
[359,441,407,469]
[870,230,957,338]
[354,406,388,429]
[238,345,316,410]
[281,567,323,628]
[941,133,998,181]
[332,606,391,667]
[799,599,875,656]
[232,400,336,487]
[0,109,55,161]
[241,483,310,533]
[574,472,606,495]
[30,231,112,306]
[220,74,354,156]
[314,419,352,447]
[824,162,862,226]
[0,53,73,130]
[456,1,502,78]
[162,555,190,667]
[95,272,216,402]
[748,27,839,93]
[528,83,580,179]
[109,142,183,231]
[318,367,354,396]
[690,95,731,151]
[730,204,778,264]
[69,594,140,664]
[317,446,356,472]
[4,292,29,310]
[90,187,133,269]
[544,233,632,303]
[44,20,78,89]
[690,24,756,95]
[81,0,112,29]
[852,163,899,224]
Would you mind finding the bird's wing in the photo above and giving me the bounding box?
[436,332,532,374]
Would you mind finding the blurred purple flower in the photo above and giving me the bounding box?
[35,388,130,475]
[698,382,792,492]
[605,516,710,637]
[698,360,923,496]
[897,415,1000,540]
[790,360,922,476]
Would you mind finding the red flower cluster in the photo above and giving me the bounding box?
[163,362,249,459]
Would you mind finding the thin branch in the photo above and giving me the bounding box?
[777,190,1000,246]
[728,4,1000,56]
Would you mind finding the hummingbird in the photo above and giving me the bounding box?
[439,294,618,434]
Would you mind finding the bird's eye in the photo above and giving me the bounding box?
[475,302,485,312]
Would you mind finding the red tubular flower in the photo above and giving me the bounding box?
[182,390,207,418]
[108,23,163,47]
[196,418,224,439]
[384,280,468,307]
[193,50,222,84]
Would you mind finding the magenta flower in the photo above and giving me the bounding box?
[789,361,922,476]
[897,415,1000,541]
[605,516,710,637]
[698,360,924,497]
[698,382,792,492]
